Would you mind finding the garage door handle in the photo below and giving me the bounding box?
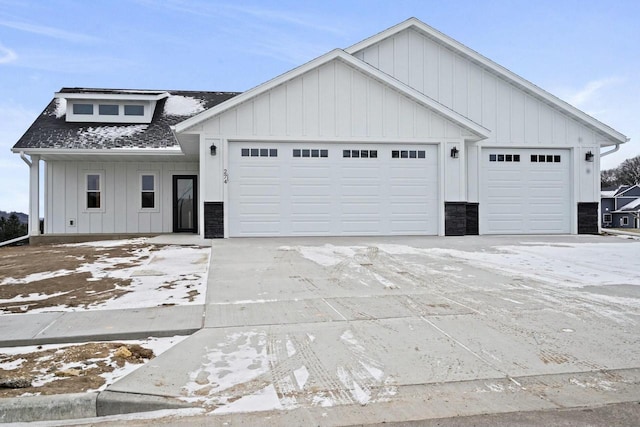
[224,169,229,184]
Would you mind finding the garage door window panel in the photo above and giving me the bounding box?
[294,148,327,158]
[241,148,278,157]
[392,150,425,159]
[531,154,561,163]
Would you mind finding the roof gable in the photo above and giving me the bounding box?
[345,18,627,146]
[616,197,640,212]
[172,49,489,140]
[617,184,640,197]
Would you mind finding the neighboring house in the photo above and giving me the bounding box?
[601,185,640,229]
[12,18,629,241]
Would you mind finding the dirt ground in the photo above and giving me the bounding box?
[0,241,191,397]
[0,342,154,397]
[0,242,156,313]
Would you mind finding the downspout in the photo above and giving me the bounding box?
[600,137,630,157]
[20,151,32,167]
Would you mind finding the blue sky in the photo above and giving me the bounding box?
[1,0,638,213]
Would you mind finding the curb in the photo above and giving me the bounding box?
[0,390,195,423]
[0,327,201,348]
[0,393,96,423]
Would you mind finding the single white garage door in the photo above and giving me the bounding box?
[481,149,571,234]
[228,143,439,236]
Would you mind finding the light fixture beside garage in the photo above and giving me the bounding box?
[450,146,459,158]
[210,143,217,156]
[585,151,594,162]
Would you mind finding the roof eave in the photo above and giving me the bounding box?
[11,147,184,156]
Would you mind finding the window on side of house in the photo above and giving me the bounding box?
[124,105,144,116]
[603,213,612,223]
[73,103,93,115]
[99,104,119,115]
[621,217,629,226]
[141,174,156,209]
[86,173,102,209]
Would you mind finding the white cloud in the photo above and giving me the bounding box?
[0,43,17,64]
[566,77,621,108]
[137,0,340,64]
[220,4,346,36]
[0,19,100,43]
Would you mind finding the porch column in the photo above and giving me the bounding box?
[29,155,40,236]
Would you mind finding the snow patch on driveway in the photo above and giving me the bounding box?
[421,242,640,287]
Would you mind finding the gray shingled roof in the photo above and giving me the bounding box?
[13,88,239,150]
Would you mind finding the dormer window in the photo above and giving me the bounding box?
[73,104,93,115]
[99,104,119,115]
[124,105,144,116]
[59,90,167,123]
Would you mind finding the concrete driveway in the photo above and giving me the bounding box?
[108,235,640,425]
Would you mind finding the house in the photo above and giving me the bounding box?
[12,18,629,241]
[601,185,640,229]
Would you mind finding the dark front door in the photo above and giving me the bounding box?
[173,175,198,233]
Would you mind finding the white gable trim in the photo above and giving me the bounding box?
[172,49,490,140]
[346,17,628,145]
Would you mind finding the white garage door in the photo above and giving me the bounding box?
[481,149,571,234]
[228,143,439,237]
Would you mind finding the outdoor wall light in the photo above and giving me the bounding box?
[450,146,459,158]
[585,151,594,162]
[210,143,217,156]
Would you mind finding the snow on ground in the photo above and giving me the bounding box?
[0,238,210,312]
[292,241,640,288]
[181,327,396,413]
[410,242,640,288]
[0,335,189,395]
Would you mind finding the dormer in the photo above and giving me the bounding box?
[55,88,170,124]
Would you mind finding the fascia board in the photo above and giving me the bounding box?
[346,17,628,145]
[55,92,170,101]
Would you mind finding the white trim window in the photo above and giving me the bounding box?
[86,173,103,210]
[140,173,157,210]
[603,213,612,224]
[621,216,629,226]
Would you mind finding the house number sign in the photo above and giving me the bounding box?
[223,169,229,183]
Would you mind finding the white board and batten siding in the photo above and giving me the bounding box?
[45,161,197,234]
[228,143,439,237]
[196,58,467,142]
[352,26,603,219]
[352,28,604,148]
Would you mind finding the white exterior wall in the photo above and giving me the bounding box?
[190,57,471,221]
[352,28,606,204]
[194,59,465,141]
[45,160,197,234]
